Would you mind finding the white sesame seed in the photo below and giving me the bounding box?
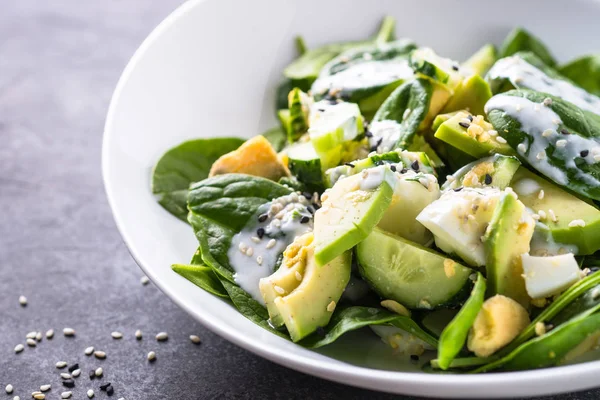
[295,271,303,281]
[94,350,106,359]
[87,389,94,398]
[27,338,37,347]
[594,155,600,162]
[14,343,24,353]
[189,335,201,344]
[327,301,336,312]
[555,139,567,148]
[45,329,54,339]
[147,351,156,362]
[251,236,261,243]
[256,256,263,265]
[84,346,94,355]
[266,239,276,249]
[135,329,142,340]
[31,393,42,397]
[246,247,254,257]
[542,129,554,137]
[569,219,586,227]
[71,369,81,378]
[35,332,42,342]
[60,373,71,380]
[517,143,527,153]
[496,136,507,144]
[26,331,36,339]
[274,286,285,295]
[61,391,72,399]
[56,361,67,369]
[33,393,45,400]
[538,190,545,200]
[538,210,547,220]
[238,242,247,253]
[111,331,123,339]
[94,367,103,377]
[532,213,540,220]
[140,276,150,285]
[536,151,546,160]
[19,295,27,306]
[488,129,497,137]
[275,210,285,220]
[156,332,168,341]
[40,385,51,392]
[63,328,75,337]
[5,384,13,394]
[548,209,557,222]
[13,396,20,400]
[543,97,553,106]
[552,119,561,125]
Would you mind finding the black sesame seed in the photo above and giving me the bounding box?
[302,191,312,200]
[400,168,408,174]
[312,203,320,210]
[307,206,314,214]
[590,267,600,273]
[390,165,397,172]
[317,108,325,112]
[411,160,419,171]
[364,130,373,138]
[454,187,463,192]
[256,228,265,238]
[375,160,383,166]
[452,64,459,71]
[561,129,570,135]
[340,93,350,101]
[68,363,79,373]
[106,385,114,396]
[467,114,473,122]
[328,98,338,105]
[410,354,420,361]
[484,174,493,185]
[63,379,75,388]
[258,214,268,223]
[344,162,355,168]
[316,326,326,337]
[100,383,111,391]
[89,370,96,380]
[300,216,310,224]
[581,150,590,158]
[459,122,470,129]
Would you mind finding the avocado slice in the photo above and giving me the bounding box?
[441,74,493,116]
[462,44,497,76]
[260,233,352,341]
[442,154,521,191]
[432,111,460,132]
[510,167,600,255]
[434,111,515,158]
[357,228,474,309]
[484,192,535,307]
[314,166,395,266]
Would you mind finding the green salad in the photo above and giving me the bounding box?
[151,18,600,373]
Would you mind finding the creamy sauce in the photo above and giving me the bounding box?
[228,193,314,303]
[311,59,413,97]
[529,222,579,256]
[488,56,600,114]
[512,178,541,196]
[357,164,434,191]
[308,101,361,141]
[485,94,600,187]
[368,120,402,153]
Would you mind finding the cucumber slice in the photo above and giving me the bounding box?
[287,142,323,189]
[357,228,474,309]
[442,154,521,191]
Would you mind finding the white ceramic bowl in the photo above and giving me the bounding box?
[103,0,600,397]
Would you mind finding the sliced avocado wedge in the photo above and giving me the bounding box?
[442,154,521,191]
[510,167,600,255]
[260,233,352,342]
[434,111,515,158]
[441,74,493,116]
[462,44,497,76]
[313,166,395,266]
[357,228,474,309]
[484,192,535,307]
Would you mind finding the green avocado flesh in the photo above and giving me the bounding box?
[357,228,473,309]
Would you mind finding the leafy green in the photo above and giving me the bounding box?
[151,138,245,221]
[559,55,600,96]
[301,306,438,349]
[262,126,287,152]
[499,27,556,67]
[372,78,434,149]
[283,16,396,88]
[172,263,228,298]
[187,174,293,282]
[276,79,294,111]
[486,89,600,200]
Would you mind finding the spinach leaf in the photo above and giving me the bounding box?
[152,138,245,221]
[283,16,396,89]
[559,55,600,96]
[301,306,438,349]
[499,27,556,67]
[172,263,228,298]
[187,174,293,282]
[372,78,433,149]
[262,126,287,152]
[486,89,600,200]
[276,79,294,111]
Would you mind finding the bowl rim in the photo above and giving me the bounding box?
[102,0,600,396]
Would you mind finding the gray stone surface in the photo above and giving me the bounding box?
[0,1,598,399]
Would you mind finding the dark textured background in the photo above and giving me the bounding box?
[0,1,598,399]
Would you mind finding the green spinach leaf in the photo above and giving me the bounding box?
[262,127,287,152]
[559,55,600,96]
[172,263,228,298]
[152,138,245,221]
[499,27,556,67]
